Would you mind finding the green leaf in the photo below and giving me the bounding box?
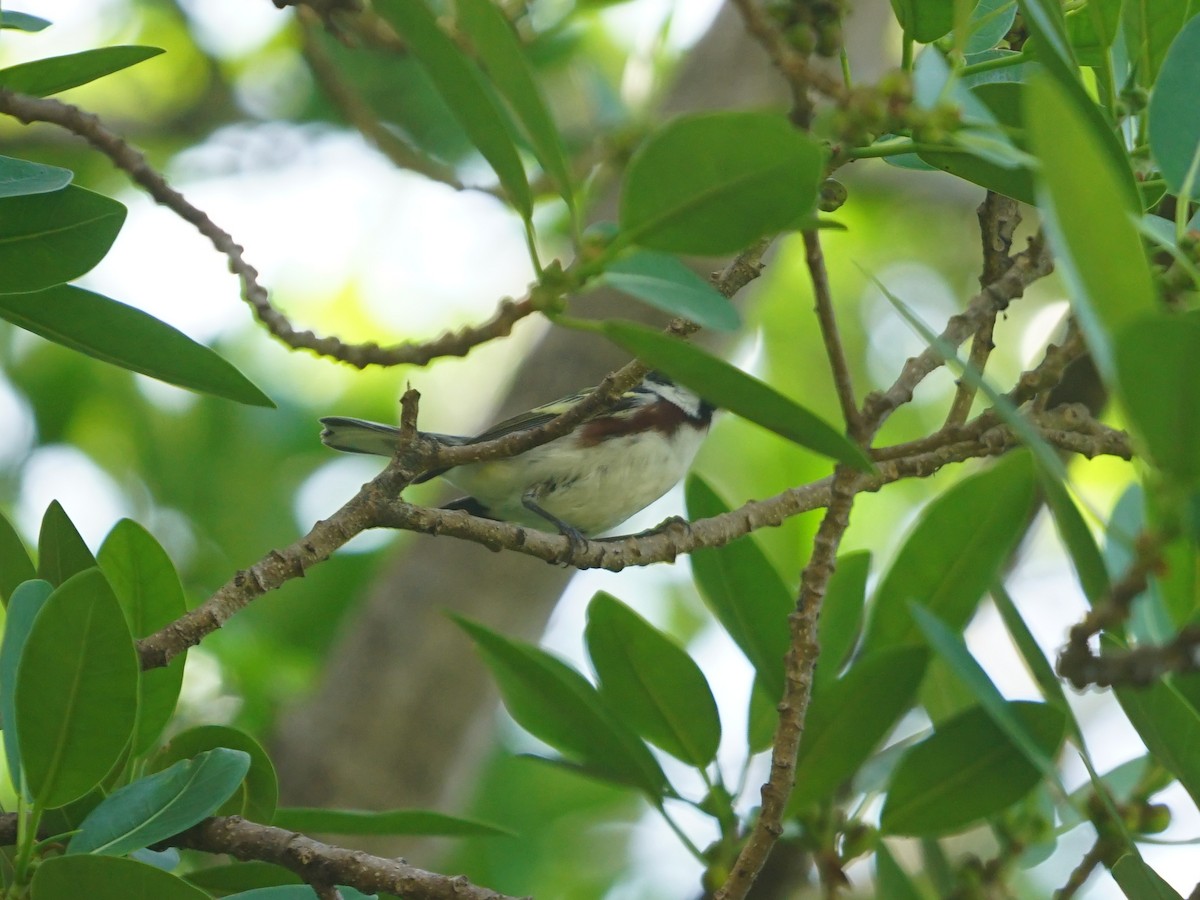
[455,0,574,212]
[0,185,125,292]
[0,156,72,199]
[1065,0,1123,65]
[185,862,304,894]
[1015,0,1075,69]
[0,46,163,97]
[1111,853,1185,900]
[815,550,870,687]
[32,855,210,900]
[746,677,777,753]
[0,509,35,603]
[68,749,251,855]
[990,585,1074,729]
[154,725,278,824]
[272,807,511,837]
[1025,75,1155,381]
[790,646,928,811]
[1116,315,1200,485]
[1039,470,1110,605]
[1149,16,1200,199]
[0,285,274,407]
[592,251,740,331]
[861,452,1037,654]
[98,520,187,755]
[1,11,51,31]
[603,322,872,470]
[964,0,1018,54]
[1123,0,1196,90]
[453,614,666,795]
[686,477,793,697]
[875,841,926,900]
[891,0,955,42]
[618,111,824,254]
[585,591,721,767]
[1115,670,1200,808]
[37,500,97,587]
[374,0,531,220]
[0,579,53,792]
[880,701,1066,836]
[15,568,138,810]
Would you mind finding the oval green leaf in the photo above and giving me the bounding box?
[272,807,511,837]
[98,519,187,755]
[0,155,72,199]
[0,185,125,292]
[880,701,1066,836]
[861,451,1037,655]
[68,748,252,855]
[0,509,35,602]
[452,614,665,795]
[15,568,138,810]
[37,500,96,587]
[154,725,278,824]
[0,579,53,791]
[603,321,872,470]
[686,476,793,697]
[32,855,210,900]
[618,111,824,255]
[585,591,721,767]
[890,0,954,42]
[593,251,740,331]
[374,0,532,220]
[0,285,273,407]
[0,46,163,97]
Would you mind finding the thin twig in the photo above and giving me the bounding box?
[1052,837,1108,899]
[804,230,862,440]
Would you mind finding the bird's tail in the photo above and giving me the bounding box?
[319,417,465,457]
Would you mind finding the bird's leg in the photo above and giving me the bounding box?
[522,490,586,563]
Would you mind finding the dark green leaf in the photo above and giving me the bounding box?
[185,862,304,894]
[453,615,666,795]
[964,0,1018,54]
[1065,0,1123,65]
[32,855,210,900]
[0,285,273,407]
[686,477,792,696]
[1039,470,1110,605]
[0,46,162,97]
[1015,0,1075,69]
[455,0,574,211]
[861,452,1037,654]
[0,185,125,292]
[37,500,96,587]
[618,111,824,254]
[0,579,53,791]
[1123,0,1195,90]
[593,251,740,331]
[880,702,1066,836]
[15,569,138,810]
[1,11,51,31]
[68,749,251,855]
[1115,669,1200,808]
[875,841,925,900]
[154,725,278,824]
[0,509,35,603]
[990,585,1073,729]
[0,155,72,199]
[890,0,954,42]
[1025,75,1153,380]
[815,550,870,687]
[1149,16,1200,199]
[374,0,531,219]
[272,807,511,837]
[1116,315,1200,485]
[1111,853,1185,900]
[790,647,927,811]
[604,322,872,470]
[98,519,187,755]
[746,677,777,753]
[585,591,721,767]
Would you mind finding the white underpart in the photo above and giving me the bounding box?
[445,423,707,536]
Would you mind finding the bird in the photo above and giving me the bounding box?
[319,372,714,546]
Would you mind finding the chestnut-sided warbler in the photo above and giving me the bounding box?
[319,372,714,542]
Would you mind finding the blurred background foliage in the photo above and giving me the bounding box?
[0,0,1141,895]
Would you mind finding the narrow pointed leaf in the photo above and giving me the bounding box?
[605,322,872,470]
[0,509,35,602]
[0,155,72,199]
[16,568,138,809]
[585,591,721,767]
[1,11,51,31]
[0,579,53,791]
[747,677,777,753]
[815,550,870,687]
[1115,669,1200,809]
[875,841,925,900]
[374,0,531,219]
[991,585,1075,730]
[686,477,792,697]
[37,500,96,587]
[0,285,273,407]
[272,807,511,837]
[594,251,740,331]
[153,725,277,824]
[619,111,824,254]
[68,749,251,855]
[1038,470,1110,605]
[0,46,163,97]
[1111,853,1185,900]
[32,855,209,900]
[0,185,125,292]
